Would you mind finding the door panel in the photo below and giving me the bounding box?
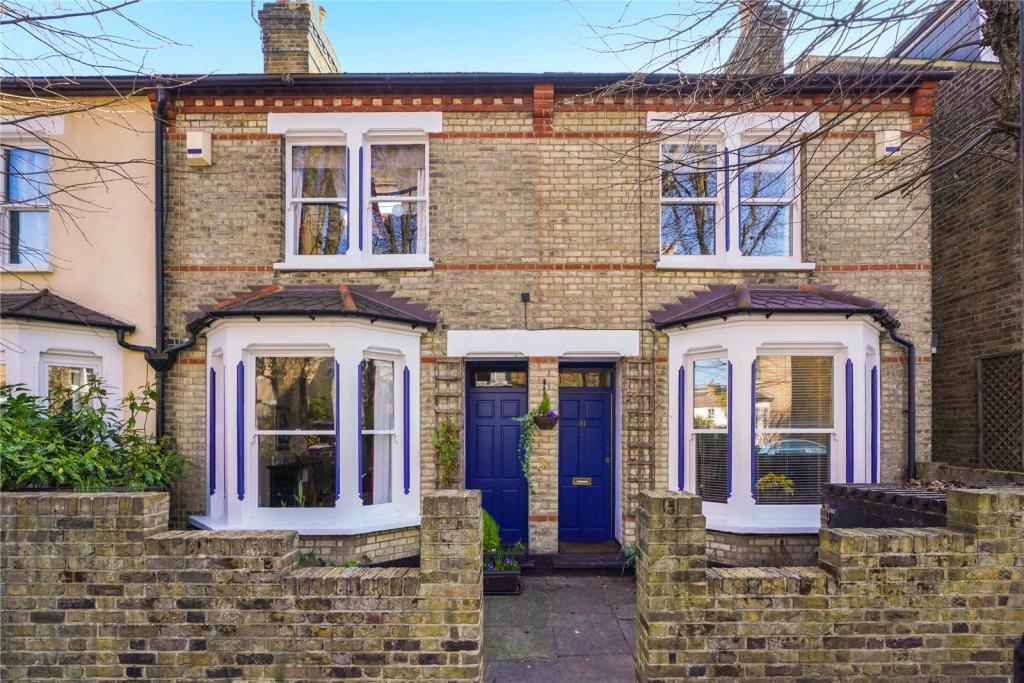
[559,390,613,543]
[466,385,528,545]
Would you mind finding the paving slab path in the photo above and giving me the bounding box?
[483,574,636,682]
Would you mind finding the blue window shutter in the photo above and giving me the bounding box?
[209,367,216,496]
[750,359,757,498]
[403,366,411,495]
[358,147,364,251]
[357,360,366,501]
[724,147,731,252]
[235,361,245,501]
[677,365,685,491]
[845,359,854,483]
[871,366,879,483]
[726,360,733,499]
[335,361,342,500]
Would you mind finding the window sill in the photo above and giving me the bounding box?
[3,263,53,273]
[273,257,434,272]
[189,513,421,536]
[656,258,816,272]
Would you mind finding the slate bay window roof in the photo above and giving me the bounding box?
[650,283,896,330]
[186,284,438,332]
[0,289,134,331]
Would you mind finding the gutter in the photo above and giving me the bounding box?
[115,86,198,437]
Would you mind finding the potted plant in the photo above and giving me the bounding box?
[532,391,558,430]
[482,509,524,595]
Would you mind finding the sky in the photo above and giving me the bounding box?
[0,0,927,77]
[2,0,694,76]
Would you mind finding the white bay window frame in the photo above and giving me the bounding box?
[193,318,423,535]
[667,314,880,533]
[648,112,818,271]
[269,113,441,271]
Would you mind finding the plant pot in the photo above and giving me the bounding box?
[483,569,522,595]
[533,414,559,430]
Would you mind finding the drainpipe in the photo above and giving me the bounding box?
[115,86,198,437]
[885,324,916,480]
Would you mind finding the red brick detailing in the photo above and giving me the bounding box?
[168,132,281,141]
[911,82,939,117]
[434,262,656,271]
[166,265,275,272]
[533,84,554,135]
[818,263,930,272]
[881,355,933,363]
[528,514,558,522]
[430,131,655,140]
[528,357,560,364]
[178,357,206,365]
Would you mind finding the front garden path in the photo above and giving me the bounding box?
[483,574,636,682]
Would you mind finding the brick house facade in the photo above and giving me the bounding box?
[153,2,939,563]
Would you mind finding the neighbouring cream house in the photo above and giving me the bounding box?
[0,95,156,408]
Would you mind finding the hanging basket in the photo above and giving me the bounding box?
[533,414,559,430]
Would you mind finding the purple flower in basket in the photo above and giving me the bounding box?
[487,563,495,571]
[546,410,557,418]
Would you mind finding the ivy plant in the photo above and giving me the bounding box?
[513,407,540,493]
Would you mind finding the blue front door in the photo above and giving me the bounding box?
[465,364,528,545]
[558,388,613,543]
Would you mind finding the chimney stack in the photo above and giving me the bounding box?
[724,0,790,75]
[258,1,341,74]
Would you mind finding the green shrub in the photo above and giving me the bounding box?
[0,379,187,492]
[431,420,460,488]
[482,508,501,553]
[537,391,551,415]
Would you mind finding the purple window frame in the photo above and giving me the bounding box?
[235,360,245,501]
[403,366,411,495]
[845,359,854,483]
[677,365,685,491]
[209,367,217,496]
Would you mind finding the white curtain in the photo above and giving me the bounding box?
[372,362,394,504]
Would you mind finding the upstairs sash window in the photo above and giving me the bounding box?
[2,147,50,268]
[369,143,427,256]
[660,144,719,256]
[289,144,349,256]
[739,145,796,257]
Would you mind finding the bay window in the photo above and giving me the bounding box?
[2,146,50,269]
[692,357,730,503]
[268,112,441,270]
[649,112,817,270]
[255,355,336,508]
[753,355,833,504]
[193,318,423,535]
[668,315,880,533]
[360,358,395,505]
[41,352,100,411]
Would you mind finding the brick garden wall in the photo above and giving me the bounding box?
[0,490,483,682]
[634,487,1024,681]
[162,83,937,543]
